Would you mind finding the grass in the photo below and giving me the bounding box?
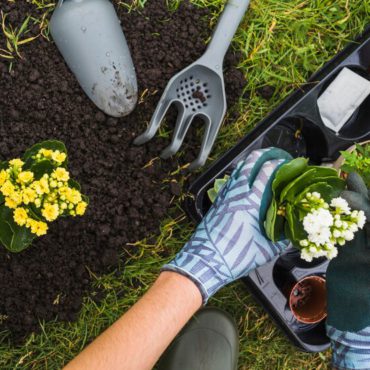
[0,0,369,368]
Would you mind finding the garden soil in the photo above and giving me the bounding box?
[0,1,247,341]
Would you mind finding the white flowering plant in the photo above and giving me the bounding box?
[296,193,365,261]
[0,140,88,252]
[264,157,365,261]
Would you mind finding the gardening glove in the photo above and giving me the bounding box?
[326,173,370,369]
[162,147,293,303]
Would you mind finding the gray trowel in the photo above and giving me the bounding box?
[50,0,138,117]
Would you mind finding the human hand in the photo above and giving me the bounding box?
[162,147,292,303]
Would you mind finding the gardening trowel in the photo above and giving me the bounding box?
[50,0,138,118]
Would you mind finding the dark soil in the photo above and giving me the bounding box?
[257,85,276,100]
[0,0,246,341]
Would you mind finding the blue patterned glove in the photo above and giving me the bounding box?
[162,148,292,303]
[327,325,370,370]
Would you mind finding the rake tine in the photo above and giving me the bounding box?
[134,98,173,145]
[161,112,194,159]
[189,115,222,171]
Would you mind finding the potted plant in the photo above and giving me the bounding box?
[0,140,88,252]
[333,141,370,185]
[209,157,366,262]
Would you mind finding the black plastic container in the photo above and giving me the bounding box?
[184,26,370,352]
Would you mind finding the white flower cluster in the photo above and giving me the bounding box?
[299,193,366,262]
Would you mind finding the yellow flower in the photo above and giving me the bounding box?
[22,188,37,205]
[76,201,88,216]
[42,203,59,222]
[51,151,67,164]
[1,181,15,196]
[33,177,50,195]
[5,197,17,209]
[13,207,28,226]
[28,219,48,236]
[0,170,8,186]
[9,158,24,168]
[18,171,34,184]
[52,167,70,182]
[66,188,82,204]
[39,148,53,158]
[9,191,22,205]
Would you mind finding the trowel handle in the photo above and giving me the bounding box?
[201,0,250,69]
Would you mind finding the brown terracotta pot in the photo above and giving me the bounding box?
[288,276,327,324]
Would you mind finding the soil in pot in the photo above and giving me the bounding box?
[0,0,247,341]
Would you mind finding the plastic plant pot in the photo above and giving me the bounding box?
[288,276,327,324]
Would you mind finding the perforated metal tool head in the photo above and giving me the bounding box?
[134,0,250,170]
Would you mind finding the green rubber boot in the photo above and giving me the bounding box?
[157,307,239,370]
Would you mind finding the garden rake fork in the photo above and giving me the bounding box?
[134,0,250,170]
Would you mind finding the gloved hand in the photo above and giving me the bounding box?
[162,147,292,303]
[326,173,370,370]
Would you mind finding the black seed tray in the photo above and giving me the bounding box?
[184,25,370,352]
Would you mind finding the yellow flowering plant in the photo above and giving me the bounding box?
[0,140,88,252]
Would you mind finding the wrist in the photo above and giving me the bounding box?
[162,250,228,304]
[157,271,203,309]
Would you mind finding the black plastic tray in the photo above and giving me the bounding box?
[184,26,370,352]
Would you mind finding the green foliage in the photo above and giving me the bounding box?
[0,205,35,252]
[265,159,345,243]
[341,172,370,220]
[340,143,370,187]
[0,140,87,253]
[207,175,230,203]
[23,140,67,161]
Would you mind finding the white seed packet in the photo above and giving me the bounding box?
[317,67,370,133]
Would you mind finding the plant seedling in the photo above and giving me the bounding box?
[340,143,370,187]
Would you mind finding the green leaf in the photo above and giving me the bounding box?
[0,206,35,252]
[207,189,218,203]
[341,164,355,173]
[0,161,8,170]
[295,182,333,204]
[355,143,365,155]
[271,157,308,197]
[280,167,340,202]
[207,175,230,203]
[0,207,13,249]
[68,179,81,191]
[82,194,89,205]
[28,205,42,221]
[285,203,306,243]
[23,140,68,169]
[30,160,55,180]
[264,199,285,242]
[214,176,229,193]
[8,222,35,253]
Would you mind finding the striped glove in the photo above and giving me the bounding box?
[162,147,292,303]
[327,325,370,370]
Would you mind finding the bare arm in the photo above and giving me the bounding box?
[64,271,202,370]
